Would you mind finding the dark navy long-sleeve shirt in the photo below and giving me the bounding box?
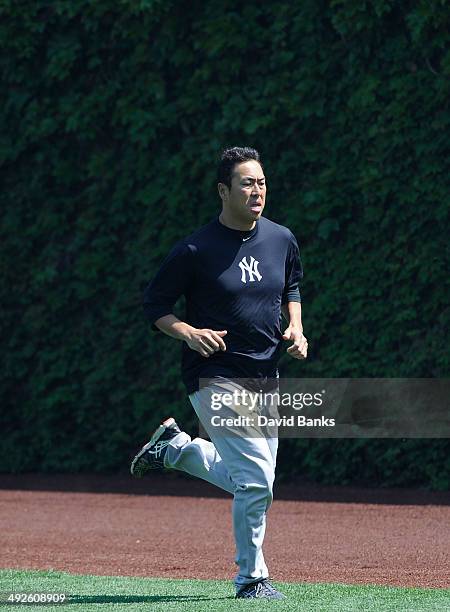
[143,216,303,394]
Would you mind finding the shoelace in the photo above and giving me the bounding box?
[258,580,277,595]
[148,440,171,459]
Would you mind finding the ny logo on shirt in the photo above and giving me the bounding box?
[238,256,262,283]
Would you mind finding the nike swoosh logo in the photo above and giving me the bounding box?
[242,237,251,241]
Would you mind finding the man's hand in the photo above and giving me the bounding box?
[282,326,308,359]
[185,328,227,358]
[154,316,227,358]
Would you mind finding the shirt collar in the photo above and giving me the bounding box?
[215,216,259,242]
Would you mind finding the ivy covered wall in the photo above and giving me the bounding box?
[1,1,449,487]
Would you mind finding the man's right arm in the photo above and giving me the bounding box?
[144,241,227,357]
[154,314,227,358]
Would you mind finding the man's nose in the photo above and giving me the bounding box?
[252,183,263,195]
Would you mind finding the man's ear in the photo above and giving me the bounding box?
[218,183,228,201]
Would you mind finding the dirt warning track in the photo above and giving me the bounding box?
[1,474,449,588]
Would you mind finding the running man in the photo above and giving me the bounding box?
[131,147,307,600]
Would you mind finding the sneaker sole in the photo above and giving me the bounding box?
[130,417,176,476]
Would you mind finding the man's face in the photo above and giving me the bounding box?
[219,160,267,226]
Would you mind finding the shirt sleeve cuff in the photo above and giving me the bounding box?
[143,308,173,332]
[282,287,301,304]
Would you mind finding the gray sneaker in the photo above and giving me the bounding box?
[130,417,182,477]
[236,579,286,600]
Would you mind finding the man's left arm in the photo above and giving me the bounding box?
[281,231,307,359]
[281,302,308,360]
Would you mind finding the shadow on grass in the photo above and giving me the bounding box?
[67,594,233,604]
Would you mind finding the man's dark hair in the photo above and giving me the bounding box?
[217,146,263,189]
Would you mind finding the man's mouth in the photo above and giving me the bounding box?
[250,201,263,212]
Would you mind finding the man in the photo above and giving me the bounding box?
[131,147,307,600]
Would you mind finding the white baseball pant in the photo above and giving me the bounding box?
[164,379,278,590]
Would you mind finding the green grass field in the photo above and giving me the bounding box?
[0,570,448,611]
